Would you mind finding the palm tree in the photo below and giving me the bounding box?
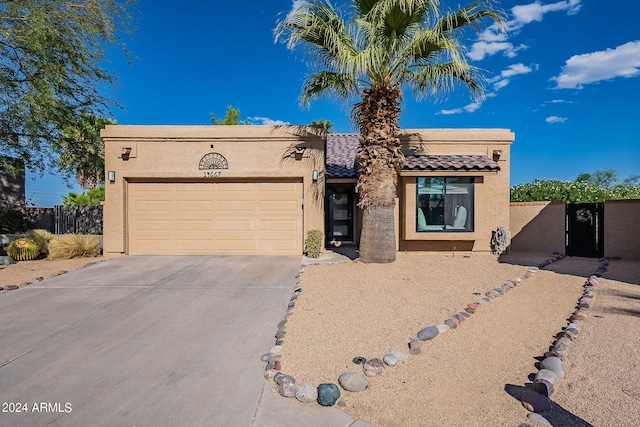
[276,0,503,263]
[59,113,115,190]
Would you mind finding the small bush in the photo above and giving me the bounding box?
[7,238,39,261]
[25,229,54,256]
[305,229,323,258]
[48,234,101,260]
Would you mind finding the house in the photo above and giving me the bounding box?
[101,125,514,256]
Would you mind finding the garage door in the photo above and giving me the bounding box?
[127,181,303,255]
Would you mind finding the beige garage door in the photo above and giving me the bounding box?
[127,181,303,255]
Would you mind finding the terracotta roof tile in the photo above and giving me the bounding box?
[402,154,500,172]
[326,134,500,176]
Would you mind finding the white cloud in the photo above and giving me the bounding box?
[510,0,582,29]
[488,63,536,91]
[546,116,568,123]
[551,40,640,89]
[463,102,482,113]
[437,108,463,115]
[248,117,291,125]
[470,0,582,61]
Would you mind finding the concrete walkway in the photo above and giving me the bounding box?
[0,255,369,426]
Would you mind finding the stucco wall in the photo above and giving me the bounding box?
[398,129,514,253]
[509,202,566,254]
[604,199,640,260]
[101,125,325,256]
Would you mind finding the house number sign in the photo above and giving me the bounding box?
[198,152,228,177]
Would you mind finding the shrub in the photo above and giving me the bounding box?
[7,238,39,261]
[48,234,101,259]
[305,229,323,258]
[25,229,54,256]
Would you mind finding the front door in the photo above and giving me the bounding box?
[326,184,354,243]
[566,202,604,258]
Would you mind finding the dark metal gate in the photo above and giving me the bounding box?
[566,202,604,258]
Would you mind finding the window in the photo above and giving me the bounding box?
[416,177,474,232]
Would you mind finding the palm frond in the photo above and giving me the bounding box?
[434,1,505,34]
[407,61,485,100]
[301,71,359,107]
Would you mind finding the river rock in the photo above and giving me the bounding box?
[317,383,340,406]
[388,348,409,362]
[383,353,399,367]
[408,339,422,355]
[535,369,559,384]
[521,389,552,412]
[417,325,439,341]
[295,381,317,403]
[435,323,450,333]
[338,372,369,392]
[541,357,565,377]
[534,378,555,397]
[364,358,386,376]
[444,319,457,329]
[528,412,552,426]
[278,375,296,398]
[0,256,16,265]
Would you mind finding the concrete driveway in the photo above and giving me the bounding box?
[0,255,301,426]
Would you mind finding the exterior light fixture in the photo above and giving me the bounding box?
[312,170,319,182]
[108,171,116,183]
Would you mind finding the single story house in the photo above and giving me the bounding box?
[101,125,514,256]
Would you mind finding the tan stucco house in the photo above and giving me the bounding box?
[101,125,514,256]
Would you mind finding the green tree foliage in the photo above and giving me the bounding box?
[275,0,502,262]
[211,106,248,125]
[311,119,335,133]
[59,114,115,189]
[511,174,640,203]
[0,0,136,174]
[62,186,105,206]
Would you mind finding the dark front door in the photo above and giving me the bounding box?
[326,184,354,243]
[566,202,604,258]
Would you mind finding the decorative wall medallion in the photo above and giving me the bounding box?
[576,208,593,224]
[199,152,228,177]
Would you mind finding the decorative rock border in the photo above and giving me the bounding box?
[518,257,610,426]
[261,253,566,407]
[0,259,108,295]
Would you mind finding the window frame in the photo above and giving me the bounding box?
[416,176,475,233]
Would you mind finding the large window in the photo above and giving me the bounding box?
[416,177,474,232]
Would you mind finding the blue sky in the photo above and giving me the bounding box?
[27,0,639,206]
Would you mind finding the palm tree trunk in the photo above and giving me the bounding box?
[356,83,403,263]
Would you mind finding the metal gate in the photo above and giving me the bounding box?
[566,202,604,258]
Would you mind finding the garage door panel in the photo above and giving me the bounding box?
[128,181,302,255]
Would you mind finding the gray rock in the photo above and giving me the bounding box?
[556,337,572,347]
[535,369,559,384]
[363,358,385,376]
[317,383,340,406]
[338,372,369,392]
[534,379,555,397]
[417,325,439,341]
[0,256,16,265]
[444,319,457,329]
[383,353,398,367]
[295,381,317,403]
[528,412,552,426]
[278,375,296,398]
[388,348,409,362]
[541,357,565,378]
[261,353,273,362]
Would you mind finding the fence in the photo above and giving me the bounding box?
[24,206,103,235]
[509,199,640,260]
